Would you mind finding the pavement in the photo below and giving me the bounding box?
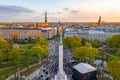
[0,66,15,71]
[5,64,38,80]
[0,64,25,71]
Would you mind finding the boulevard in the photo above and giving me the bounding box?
[32,36,73,80]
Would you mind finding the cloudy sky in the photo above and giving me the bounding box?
[0,0,120,22]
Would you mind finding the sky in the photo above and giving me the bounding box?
[0,0,120,22]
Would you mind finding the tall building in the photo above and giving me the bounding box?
[98,16,102,26]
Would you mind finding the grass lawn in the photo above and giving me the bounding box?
[0,67,15,80]
[0,64,26,80]
[0,62,13,69]
[19,44,34,49]
[22,64,41,76]
[0,62,39,80]
[98,77,111,80]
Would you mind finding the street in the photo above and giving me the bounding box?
[32,36,73,80]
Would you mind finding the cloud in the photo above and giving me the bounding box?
[57,11,62,14]
[62,8,69,11]
[0,5,34,14]
[0,5,41,22]
[70,10,79,14]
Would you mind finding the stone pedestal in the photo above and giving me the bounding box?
[55,71,67,80]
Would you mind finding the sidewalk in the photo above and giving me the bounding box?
[0,66,15,71]
[27,68,42,80]
[0,64,24,71]
[5,63,38,80]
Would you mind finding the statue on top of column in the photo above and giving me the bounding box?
[59,32,62,45]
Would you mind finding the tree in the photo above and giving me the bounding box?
[63,35,82,50]
[116,48,120,58]
[0,37,10,49]
[23,49,32,76]
[63,36,73,49]
[81,38,88,46]
[0,49,3,68]
[73,47,88,60]
[73,45,98,63]
[0,37,11,61]
[36,36,48,46]
[91,39,102,48]
[72,35,82,50]
[31,45,46,63]
[84,42,92,48]
[42,45,48,54]
[107,60,120,80]
[8,48,21,79]
[27,36,32,43]
[106,34,120,48]
[10,33,19,43]
[107,56,119,62]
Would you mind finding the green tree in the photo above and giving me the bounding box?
[42,45,48,53]
[106,34,120,48]
[8,48,21,79]
[0,37,11,61]
[23,49,32,76]
[84,42,92,48]
[91,39,102,48]
[0,49,3,68]
[107,56,119,62]
[63,36,82,50]
[36,36,48,46]
[73,47,88,60]
[72,36,82,50]
[27,36,32,43]
[107,60,120,80]
[31,45,46,63]
[116,48,120,58]
[63,36,73,49]
[73,45,98,62]
[81,38,88,46]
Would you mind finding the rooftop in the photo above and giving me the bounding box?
[73,63,96,74]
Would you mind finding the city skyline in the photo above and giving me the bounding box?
[0,0,120,22]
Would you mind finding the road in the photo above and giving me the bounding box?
[32,37,59,80]
[32,36,73,80]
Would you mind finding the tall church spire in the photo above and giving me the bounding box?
[98,16,102,26]
[45,11,48,24]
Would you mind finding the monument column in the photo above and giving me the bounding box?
[55,31,67,80]
[59,32,64,75]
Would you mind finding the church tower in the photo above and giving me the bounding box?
[98,16,102,26]
[45,11,48,26]
[37,11,49,27]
